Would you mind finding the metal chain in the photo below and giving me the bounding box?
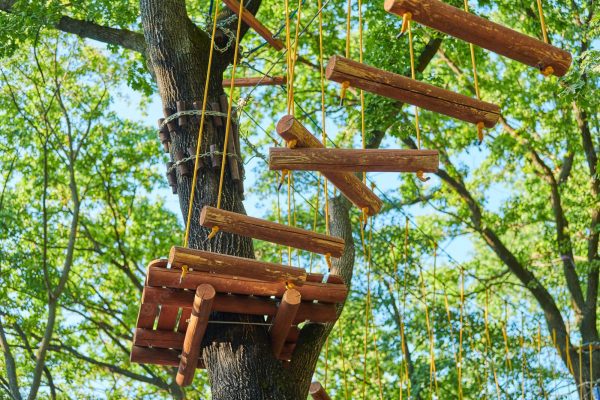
[167,151,245,174]
[159,109,237,131]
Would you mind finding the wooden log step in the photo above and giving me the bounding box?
[169,246,307,285]
[223,76,286,87]
[130,346,205,369]
[146,265,347,304]
[326,56,501,127]
[177,284,215,386]
[309,382,331,400]
[270,289,301,358]
[141,287,338,323]
[222,0,285,51]
[276,116,383,216]
[200,206,345,257]
[384,0,572,77]
[269,148,439,173]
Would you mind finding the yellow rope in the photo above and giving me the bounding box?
[359,0,366,184]
[419,248,439,397]
[182,0,221,248]
[485,289,502,399]
[339,0,352,102]
[215,0,245,211]
[407,19,421,150]
[536,0,549,44]
[338,318,350,400]
[458,264,465,400]
[317,0,330,239]
[401,219,412,399]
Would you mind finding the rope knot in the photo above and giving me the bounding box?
[477,121,485,144]
[416,170,430,182]
[207,226,220,240]
[287,139,298,149]
[179,265,189,284]
[401,12,412,34]
[325,253,333,271]
[285,281,295,290]
[339,81,351,105]
[541,65,554,77]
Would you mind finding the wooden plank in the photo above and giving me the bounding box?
[200,206,345,257]
[276,116,383,216]
[136,303,158,329]
[142,287,338,323]
[222,0,285,51]
[176,284,215,386]
[309,382,332,400]
[269,148,439,173]
[134,328,185,349]
[147,266,347,304]
[270,289,301,358]
[326,55,501,127]
[169,246,307,285]
[177,308,192,333]
[130,346,205,369]
[384,0,572,77]
[223,76,286,87]
[156,305,179,331]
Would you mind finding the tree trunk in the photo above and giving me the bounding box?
[139,1,354,397]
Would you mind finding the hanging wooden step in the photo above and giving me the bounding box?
[222,0,285,51]
[269,148,439,173]
[326,55,501,128]
[223,76,286,88]
[200,206,345,257]
[131,259,348,383]
[384,0,572,77]
[169,246,306,285]
[276,115,383,216]
[309,382,331,400]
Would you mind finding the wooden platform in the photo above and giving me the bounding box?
[276,115,383,216]
[384,0,572,77]
[326,55,501,127]
[200,206,345,257]
[131,259,348,385]
[269,148,439,173]
[222,0,284,51]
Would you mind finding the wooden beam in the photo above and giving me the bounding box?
[269,289,301,358]
[223,76,286,87]
[142,286,338,323]
[384,0,572,77]
[176,284,215,387]
[169,246,307,285]
[269,148,439,173]
[326,55,501,127]
[222,0,285,51]
[147,266,348,304]
[134,328,185,349]
[309,382,331,400]
[130,346,205,369]
[276,116,383,216]
[200,206,345,257]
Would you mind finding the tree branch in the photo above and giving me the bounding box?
[0,317,20,400]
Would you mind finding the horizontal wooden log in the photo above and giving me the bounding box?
[326,55,500,127]
[269,148,439,173]
[276,116,383,216]
[142,286,337,323]
[177,284,215,386]
[309,382,331,400]
[130,346,205,369]
[134,328,185,349]
[222,76,287,87]
[200,206,345,257]
[270,289,301,358]
[222,0,285,51]
[169,246,307,285]
[146,266,347,303]
[384,0,572,77]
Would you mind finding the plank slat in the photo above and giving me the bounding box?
[384,0,571,76]
[269,148,439,173]
[200,206,345,257]
[156,305,179,331]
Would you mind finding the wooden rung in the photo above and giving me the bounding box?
[276,116,383,216]
[147,265,347,304]
[223,76,286,88]
[309,382,331,400]
[169,246,307,285]
[200,206,345,257]
[130,346,205,369]
[269,148,439,173]
[384,0,572,77]
[326,55,501,128]
[142,287,338,323]
[222,0,285,51]
[270,289,301,358]
[176,284,215,387]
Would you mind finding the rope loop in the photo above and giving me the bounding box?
[401,12,412,34]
